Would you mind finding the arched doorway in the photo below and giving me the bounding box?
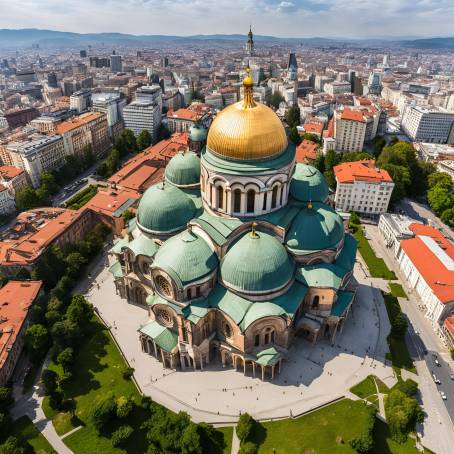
[246,189,255,213]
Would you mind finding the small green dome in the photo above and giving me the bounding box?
[290,164,329,203]
[286,203,344,254]
[189,124,207,142]
[137,183,196,234]
[165,151,201,187]
[152,229,218,286]
[220,230,294,294]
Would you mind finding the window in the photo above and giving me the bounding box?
[247,189,255,213]
[156,275,172,297]
[223,323,232,338]
[233,189,241,213]
[263,192,267,210]
[254,334,260,346]
[312,295,320,309]
[217,186,224,210]
[271,185,278,208]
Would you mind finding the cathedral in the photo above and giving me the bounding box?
[109,68,358,380]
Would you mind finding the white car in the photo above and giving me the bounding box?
[440,391,447,400]
[433,374,441,384]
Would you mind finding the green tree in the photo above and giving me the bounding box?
[158,123,171,141]
[236,413,255,444]
[341,152,372,163]
[137,129,152,150]
[25,324,50,361]
[122,209,135,223]
[396,379,418,397]
[270,91,284,109]
[116,395,134,419]
[0,386,13,410]
[83,144,95,168]
[288,126,302,145]
[303,133,320,144]
[66,294,93,328]
[64,252,88,279]
[41,369,58,395]
[428,171,452,189]
[380,163,411,206]
[90,394,117,433]
[238,442,258,454]
[441,207,454,227]
[181,423,203,454]
[15,186,41,211]
[372,135,386,158]
[391,313,408,338]
[427,185,454,216]
[0,436,24,454]
[112,425,134,448]
[40,171,59,195]
[285,106,301,128]
[57,347,74,373]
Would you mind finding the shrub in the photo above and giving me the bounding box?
[236,413,255,443]
[350,211,360,226]
[116,395,134,418]
[0,386,13,410]
[238,441,258,454]
[111,425,134,447]
[396,379,418,397]
[122,366,134,380]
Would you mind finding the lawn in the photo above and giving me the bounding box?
[351,224,396,280]
[9,415,56,454]
[209,426,233,454]
[250,399,372,453]
[371,419,427,454]
[350,375,377,399]
[65,185,98,209]
[389,283,407,299]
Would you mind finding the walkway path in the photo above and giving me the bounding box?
[231,428,240,454]
[11,357,72,454]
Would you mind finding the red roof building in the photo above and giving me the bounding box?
[295,140,319,164]
[334,160,393,184]
[0,280,43,385]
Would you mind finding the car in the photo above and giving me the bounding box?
[435,359,441,367]
[440,391,447,400]
[433,373,441,384]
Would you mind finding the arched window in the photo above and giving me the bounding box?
[156,275,172,297]
[233,189,242,213]
[223,323,232,339]
[246,189,255,213]
[264,327,275,345]
[217,185,224,210]
[254,334,260,346]
[271,185,279,209]
[312,295,320,309]
[263,192,267,210]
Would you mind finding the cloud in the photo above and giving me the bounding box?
[0,0,452,38]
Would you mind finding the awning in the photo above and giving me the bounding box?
[139,321,178,353]
[255,347,281,366]
[331,291,354,317]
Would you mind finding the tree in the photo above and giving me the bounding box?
[181,423,203,454]
[91,395,117,433]
[428,171,452,189]
[341,152,372,163]
[380,163,411,206]
[349,404,376,453]
[285,106,301,128]
[116,395,134,418]
[441,207,454,228]
[270,91,284,109]
[82,144,95,168]
[349,212,360,226]
[40,171,59,195]
[25,324,50,361]
[427,185,454,216]
[66,294,93,328]
[112,425,134,448]
[122,129,138,154]
[238,442,258,454]
[57,347,74,373]
[15,186,43,211]
[65,252,88,279]
[236,413,255,444]
[372,135,386,158]
[391,313,408,338]
[0,437,24,454]
[396,379,418,397]
[288,126,302,145]
[122,209,135,223]
[0,386,13,410]
[303,133,320,144]
[158,123,171,141]
[41,369,58,395]
[137,130,152,150]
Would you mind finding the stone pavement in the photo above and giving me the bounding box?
[85,253,396,424]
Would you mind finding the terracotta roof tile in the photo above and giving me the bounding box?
[334,160,393,184]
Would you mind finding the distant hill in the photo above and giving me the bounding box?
[0,28,344,48]
[403,37,454,48]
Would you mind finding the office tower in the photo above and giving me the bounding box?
[123,101,161,143]
[111,54,122,73]
[80,50,87,58]
[47,72,58,88]
[69,89,92,113]
[92,93,127,139]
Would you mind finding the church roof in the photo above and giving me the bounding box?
[139,320,178,353]
[296,263,348,289]
[125,235,159,258]
[165,151,201,188]
[290,163,329,203]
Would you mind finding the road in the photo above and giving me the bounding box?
[397,198,453,242]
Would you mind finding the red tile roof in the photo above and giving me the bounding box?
[296,139,318,163]
[303,122,324,135]
[0,280,42,371]
[400,226,454,303]
[85,188,140,217]
[56,112,104,134]
[334,160,393,184]
[341,108,365,122]
[0,166,24,180]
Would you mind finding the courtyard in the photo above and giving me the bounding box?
[83,251,396,424]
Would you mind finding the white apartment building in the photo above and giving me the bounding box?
[92,93,126,139]
[6,135,66,188]
[378,213,421,257]
[123,101,162,142]
[334,160,394,215]
[69,89,92,113]
[0,184,15,215]
[397,224,454,326]
[333,109,367,152]
[401,105,454,144]
[324,81,351,96]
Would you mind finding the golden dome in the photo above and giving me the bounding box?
[207,71,288,161]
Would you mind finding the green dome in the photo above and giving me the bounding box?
[286,203,344,254]
[189,124,207,142]
[137,183,196,234]
[165,151,201,187]
[152,229,218,286]
[220,230,294,294]
[290,164,329,203]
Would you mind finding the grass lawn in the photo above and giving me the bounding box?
[371,419,427,454]
[9,415,56,454]
[352,225,396,280]
[214,426,233,454]
[250,399,372,453]
[389,283,407,299]
[350,375,377,399]
[65,185,98,210]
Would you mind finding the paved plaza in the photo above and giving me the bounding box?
[85,252,396,423]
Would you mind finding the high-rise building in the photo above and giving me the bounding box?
[333,108,366,152]
[123,101,162,142]
[80,50,87,58]
[47,72,58,88]
[135,85,163,114]
[287,53,297,81]
[92,93,126,139]
[110,54,122,73]
[246,25,254,57]
[69,89,92,113]
[367,71,382,95]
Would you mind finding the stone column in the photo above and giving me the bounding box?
[266,190,272,211]
[240,191,246,214]
[252,362,256,378]
[271,365,275,380]
[160,349,166,367]
[261,365,265,381]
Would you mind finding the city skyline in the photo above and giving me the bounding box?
[0,0,454,39]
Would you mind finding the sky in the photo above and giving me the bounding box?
[0,0,453,39]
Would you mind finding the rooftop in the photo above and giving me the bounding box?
[56,111,104,134]
[85,187,140,218]
[295,139,318,163]
[334,160,393,184]
[340,108,365,122]
[0,165,24,180]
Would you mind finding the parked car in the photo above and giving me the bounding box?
[440,391,447,400]
[435,359,441,367]
[433,373,441,384]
